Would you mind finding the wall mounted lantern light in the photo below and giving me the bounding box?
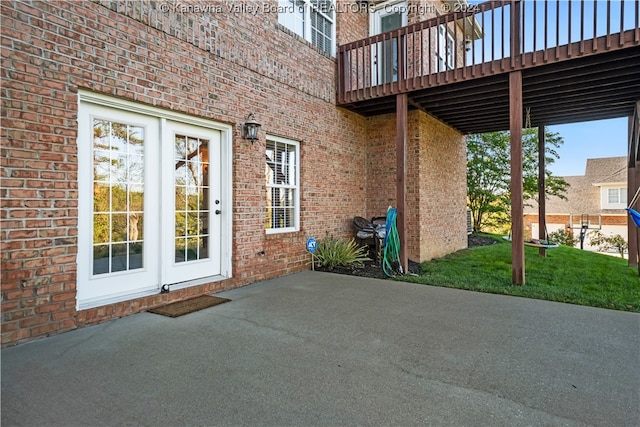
[241,113,261,143]
[464,37,472,52]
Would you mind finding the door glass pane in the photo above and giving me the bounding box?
[93,245,109,275]
[92,119,145,275]
[174,134,210,263]
[381,13,401,33]
[380,13,402,83]
[111,243,127,272]
[129,242,143,269]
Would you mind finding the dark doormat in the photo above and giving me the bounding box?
[148,295,231,318]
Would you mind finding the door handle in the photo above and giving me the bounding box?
[215,209,221,215]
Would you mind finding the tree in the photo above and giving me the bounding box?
[589,231,628,257]
[548,229,579,247]
[467,128,569,233]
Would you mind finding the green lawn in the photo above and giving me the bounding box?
[398,234,640,312]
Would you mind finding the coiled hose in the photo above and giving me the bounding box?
[382,207,403,277]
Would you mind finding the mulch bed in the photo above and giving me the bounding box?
[467,233,497,248]
[316,259,421,279]
[315,234,495,279]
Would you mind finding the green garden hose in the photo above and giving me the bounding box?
[383,207,403,277]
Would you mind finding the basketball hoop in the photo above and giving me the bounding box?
[568,214,602,250]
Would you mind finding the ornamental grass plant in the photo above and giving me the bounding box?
[313,237,371,270]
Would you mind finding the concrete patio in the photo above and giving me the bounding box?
[2,271,639,426]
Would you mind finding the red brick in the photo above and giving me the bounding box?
[29,322,61,337]
[19,314,50,329]
[51,310,75,321]
[1,321,20,333]
[36,303,64,314]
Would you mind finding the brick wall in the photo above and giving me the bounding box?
[1,0,369,347]
[365,110,467,262]
[364,113,397,218]
[415,111,467,260]
[336,0,368,44]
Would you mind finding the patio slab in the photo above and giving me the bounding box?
[2,271,639,426]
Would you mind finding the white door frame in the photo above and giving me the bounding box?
[77,91,233,309]
[370,1,408,86]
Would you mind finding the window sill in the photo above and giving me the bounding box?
[265,229,303,239]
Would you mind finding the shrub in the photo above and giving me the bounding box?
[313,237,370,270]
[548,229,578,247]
[589,231,627,257]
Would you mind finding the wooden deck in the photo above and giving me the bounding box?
[336,0,640,134]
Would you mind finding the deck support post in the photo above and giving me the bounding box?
[628,101,640,269]
[510,71,525,285]
[538,125,547,257]
[636,162,640,275]
[397,93,408,274]
[628,160,638,267]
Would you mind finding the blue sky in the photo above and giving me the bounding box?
[548,118,628,177]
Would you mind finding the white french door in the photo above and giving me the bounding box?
[161,121,221,285]
[370,1,407,86]
[77,105,160,305]
[77,93,229,309]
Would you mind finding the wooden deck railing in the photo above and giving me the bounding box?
[337,0,640,104]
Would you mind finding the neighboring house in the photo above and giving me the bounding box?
[524,157,628,252]
[1,0,471,347]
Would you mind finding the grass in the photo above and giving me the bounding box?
[398,234,640,312]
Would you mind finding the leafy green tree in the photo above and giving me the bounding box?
[467,128,569,233]
[589,231,628,257]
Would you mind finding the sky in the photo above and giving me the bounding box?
[547,118,628,177]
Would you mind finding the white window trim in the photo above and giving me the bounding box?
[369,0,408,35]
[77,90,233,309]
[279,0,336,56]
[598,183,627,210]
[265,135,300,235]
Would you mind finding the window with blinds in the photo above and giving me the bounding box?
[278,0,335,55]
[265,136,300,233]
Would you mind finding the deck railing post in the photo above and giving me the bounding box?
[510,0,521,68]
[337,48,344,104]
[397,29,405,91]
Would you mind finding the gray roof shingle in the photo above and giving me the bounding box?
[524,156,627,215]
